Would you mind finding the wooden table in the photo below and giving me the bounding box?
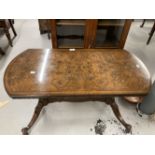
[4,49,151,134]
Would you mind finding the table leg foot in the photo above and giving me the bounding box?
[124,124,132,133]
[21,127,29,135]
[105,97,132,134]
[21,98,49,135]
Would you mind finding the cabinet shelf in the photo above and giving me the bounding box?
[58,45,83,48]
[98,20,124,27]
[95,41,119,48]
[58,38,84,48]
[57,19,85,26]
[57,35,83,39]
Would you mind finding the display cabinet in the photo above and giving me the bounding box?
[50,19,132,49]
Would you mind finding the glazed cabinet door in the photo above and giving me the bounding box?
[94,19,132,48]
[51,19,87,48]
[50,19,132,49]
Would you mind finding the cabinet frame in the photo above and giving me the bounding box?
[50,19,132,49]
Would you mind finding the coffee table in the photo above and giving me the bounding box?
[4,49,151,134]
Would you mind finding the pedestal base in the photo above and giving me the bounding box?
[22,97,132,135]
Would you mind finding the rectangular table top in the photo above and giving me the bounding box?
[4,49,151,98]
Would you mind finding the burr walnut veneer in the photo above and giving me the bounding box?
[4,49,151,134]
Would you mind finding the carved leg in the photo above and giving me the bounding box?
[21,98,49,135]
[105,97,132,133]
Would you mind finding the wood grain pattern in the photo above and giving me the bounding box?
[4,49,151,98]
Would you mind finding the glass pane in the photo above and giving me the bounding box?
[95,19,125,47]
[56,20,85,48]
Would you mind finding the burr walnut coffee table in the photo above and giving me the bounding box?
[4,49,151,135]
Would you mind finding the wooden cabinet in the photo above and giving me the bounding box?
[50,19,132,49]
[38,19,50,34]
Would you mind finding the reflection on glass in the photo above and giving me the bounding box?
[95,19,125,47]
[56,20,85,48]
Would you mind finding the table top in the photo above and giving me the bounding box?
[4,49,151,98]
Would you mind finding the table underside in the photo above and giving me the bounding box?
[21,96,132,135]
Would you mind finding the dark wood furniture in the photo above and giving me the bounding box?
[38,19,50,34]
[50,19,132,49]
[38,19,50,39]
[0,19,17,47]
[140,19,155,45]
[0,47,5,55]
[4,49,151,135]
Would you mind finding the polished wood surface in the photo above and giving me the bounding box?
[4,49,151,98]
